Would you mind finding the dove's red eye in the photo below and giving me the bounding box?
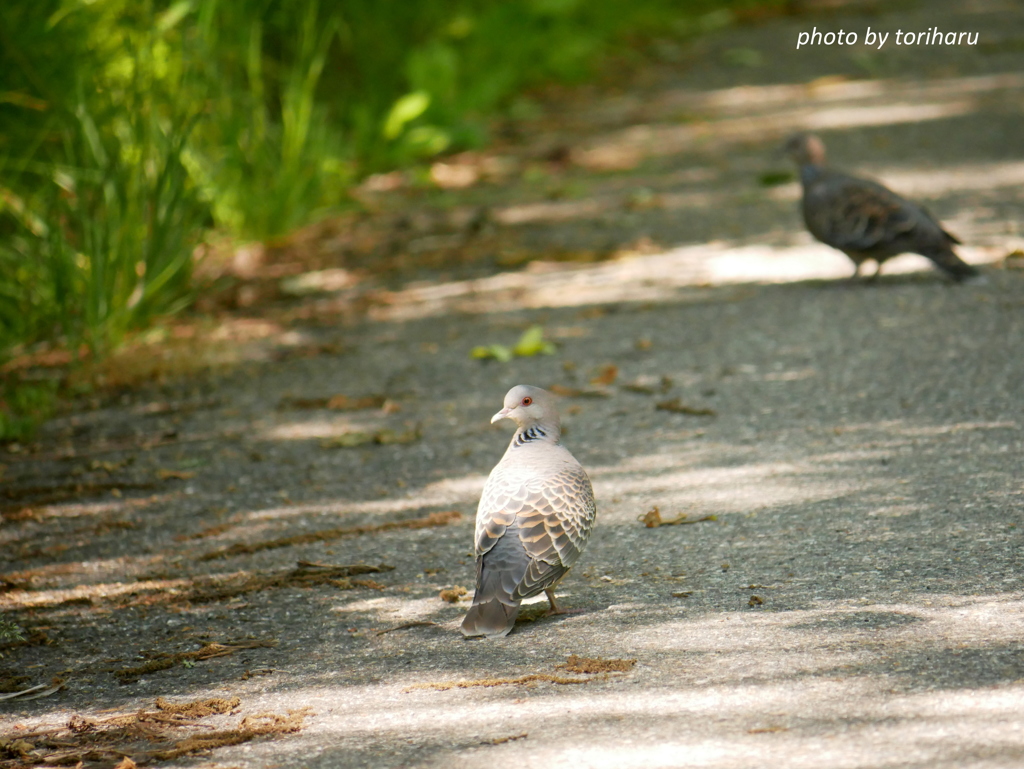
[521,397,533,406]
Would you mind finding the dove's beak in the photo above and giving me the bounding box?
[490,407,512,424]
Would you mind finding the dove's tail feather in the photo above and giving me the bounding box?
[461,599,519,638]
[461,532,529,638]
[925,245,979,283]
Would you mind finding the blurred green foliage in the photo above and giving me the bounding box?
[0,0,210,356]
[0,379,57,441]
[0,0,777,368]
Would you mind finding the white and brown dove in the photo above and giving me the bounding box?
[461,385,597,638]
[783,133,979,282]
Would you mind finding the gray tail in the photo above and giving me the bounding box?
[461,535,529,638]
[927,246,979,283]
[461,600,519,638]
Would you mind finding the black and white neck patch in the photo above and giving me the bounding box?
[514,425,548,447]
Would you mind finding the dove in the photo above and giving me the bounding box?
[461,385,597,638]
[783,133,979,282]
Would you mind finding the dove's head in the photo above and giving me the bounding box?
[782,133,826,167]
[491,384,560,435]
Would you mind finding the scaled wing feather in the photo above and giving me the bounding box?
[475,460,596,600]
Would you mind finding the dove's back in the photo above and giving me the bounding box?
[461,437,596,638]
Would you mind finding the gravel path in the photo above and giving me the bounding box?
[2,1,1023,767]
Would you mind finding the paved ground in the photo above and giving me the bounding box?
[2,0,1024,767]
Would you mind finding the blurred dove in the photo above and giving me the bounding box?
[784,133,979,282]
[461,385,597,639]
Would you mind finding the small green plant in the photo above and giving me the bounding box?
[0,379,57,442]
[0,618,26,645]
[471,325,556,362]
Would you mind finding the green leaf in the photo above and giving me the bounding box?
[383,91,431,140]
[513,325,555,357]
[471,344,513,362]
[157,1,194,34]
[402,125,451,158]
[472,326,554,362]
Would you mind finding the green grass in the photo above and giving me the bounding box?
[0,0,208,356]
[0,379,57,442]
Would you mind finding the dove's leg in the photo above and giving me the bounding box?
[544,588,563,616]
[543,588,585,617]
[845,254,866,282]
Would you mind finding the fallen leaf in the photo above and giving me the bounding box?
[3,739,33,757]
[157,469,196,480]
[655,398,716,416]
[590,364,618,387]
[115,642,279,682]
[485,733,528,745]
[326,394,387,410]
[439,586,468,603]
[405,674,589,692]
[351,578,387,590]
[637,506,717,528]
[558,655,636,674]
[431,161,480,189]
[200,512,459,560]
[155,696,241,716]
[376,621,440,635]
[623,375,672,394]
[548,384,611,398]
[4,696,308,766]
